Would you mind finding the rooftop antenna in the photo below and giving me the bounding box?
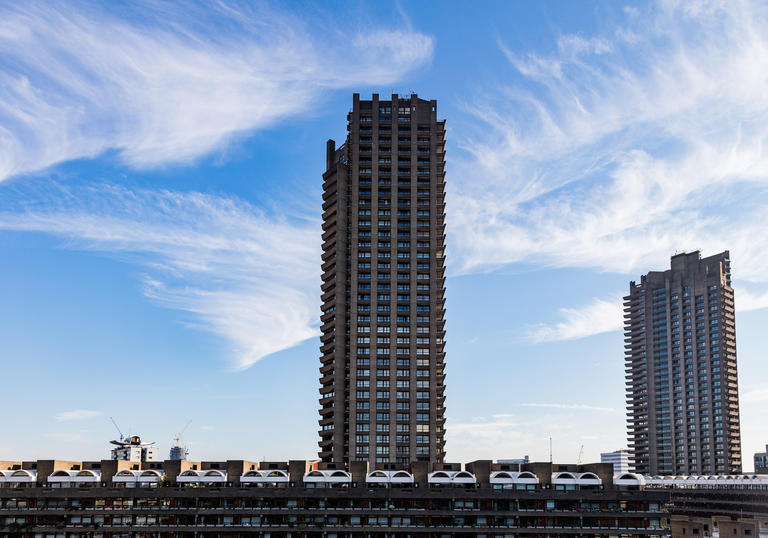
[577,445,584,465]
[110,417,125,443]
[549,437,553,463]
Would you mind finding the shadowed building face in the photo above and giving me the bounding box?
[319,94,447,468]
[625,251,741,476]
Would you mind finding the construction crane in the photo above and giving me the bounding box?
[110,417,125,443]
[170,420,192,460]
[577,444,584,465]
[174,420,192,446]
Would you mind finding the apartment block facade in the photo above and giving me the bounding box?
[624,251,741,475]
[319,94,447,466]
[756,444,768,474]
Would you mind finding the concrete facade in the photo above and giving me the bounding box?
[624,251,741,475]
[2,457,768,536]
[756,444,768,474]
[319,94,447,467]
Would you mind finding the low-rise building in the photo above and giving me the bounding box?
[109,435,159,462]
[601,449,631,474]
[1,458,767,535]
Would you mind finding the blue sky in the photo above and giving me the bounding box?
[1,0,767,471]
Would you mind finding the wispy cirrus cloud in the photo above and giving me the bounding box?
[0,2,434,369]
[56,409,103,422]
[526,283,768,343]
[445,0,768,339]
[450,0,768,283]
[0,184,319,370]
[0,1,433,181]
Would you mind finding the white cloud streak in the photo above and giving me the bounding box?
[0,185,320,370]
[737,288,768,312]
[0,1,433,181]
[525,295,624,342]
[520,403,618,413]
[451,0,768,283]
[446,415,530,461]
[742,385,768,404]
[528,282,768,343]
[56,409,103,422]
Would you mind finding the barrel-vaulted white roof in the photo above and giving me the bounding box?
[0,469,37,483]
[48,469,101,482]
[113,469,140,483]
[428,470,476,484]
[138,469,164,482]
[614,473,646,486]
[366,470,414,484]
[303,470,351,483]
[489,471,539,485]
[551,472,602,486]
[111,469,164,483]
[240,469,289,483]
[177,469,227,483]
[644,474,768,487]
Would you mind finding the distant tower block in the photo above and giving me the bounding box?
[624,251,741,476]
[169,420,192,461]
[169,434,189,461]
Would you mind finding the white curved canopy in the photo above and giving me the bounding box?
[551,472,602,486]
[303,469,351,483]
[366,470,414,483]
[48,469,101,483]
[578,472,602,485]
[643,474,768,488]
[551,472,577,484]
[489,471,540,485]
[614,473,646,486]
[177,469,226,483]
[428,470,477,484]
[113,469,139,483]
[240,469,289,483]
[0,469,37,483]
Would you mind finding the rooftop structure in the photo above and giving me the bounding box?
[109,435,158,463]
[497,456,530,467]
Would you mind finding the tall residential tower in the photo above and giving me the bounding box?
[624,251,741,475]
[319,94,447,467]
